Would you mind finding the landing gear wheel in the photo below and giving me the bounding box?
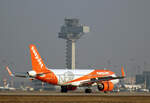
[85,88,92,93]
[61,86,68,93]
[104,91,108,93]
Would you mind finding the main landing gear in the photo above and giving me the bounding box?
[85,88,92,93]
[61,86,92,93]
[61,86,68,93]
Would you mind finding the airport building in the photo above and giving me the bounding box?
[135,74,144,84]
[143,71,150,89]
[136,71,150,90]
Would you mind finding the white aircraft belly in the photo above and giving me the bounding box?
[51,69,93,85]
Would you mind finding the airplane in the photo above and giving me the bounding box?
[6,44,125,93]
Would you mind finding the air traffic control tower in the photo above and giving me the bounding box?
[59,18,90,69]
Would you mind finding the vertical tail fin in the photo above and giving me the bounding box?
[29,44,48,73]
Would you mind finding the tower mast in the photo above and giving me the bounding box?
[59,18,89,70]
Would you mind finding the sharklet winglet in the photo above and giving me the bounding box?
[121,65,125,77]
[6,66,14,76]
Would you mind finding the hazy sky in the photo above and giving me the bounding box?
[0,0,150,81]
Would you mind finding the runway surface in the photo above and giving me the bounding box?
[0,92,150,103]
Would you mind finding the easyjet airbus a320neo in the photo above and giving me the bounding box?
[6,44,125,93]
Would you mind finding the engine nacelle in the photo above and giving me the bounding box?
[97,81,114,91]
[27,70,37,77]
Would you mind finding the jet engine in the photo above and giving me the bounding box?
[97,81,114,91]
[27,70,37,77]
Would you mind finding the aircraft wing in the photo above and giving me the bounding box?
[80,76,125,86]
[80,66,125,86]
[6,66,27,78]
[96,75,124,81]
[6,66,51,78]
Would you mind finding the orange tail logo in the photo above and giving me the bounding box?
[30,44,47,73]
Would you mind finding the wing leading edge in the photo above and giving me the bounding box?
[79,66,125,86]
[5,66,51,78]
